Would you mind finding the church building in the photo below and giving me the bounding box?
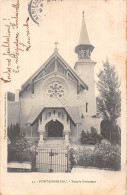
[8,14,101,147]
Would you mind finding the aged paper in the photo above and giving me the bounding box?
[0,0,126,194]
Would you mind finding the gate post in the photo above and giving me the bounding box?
[38,132,44,147]
[64,132,69,145]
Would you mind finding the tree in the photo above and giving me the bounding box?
[97,59,121,143]
[8,123,20,142]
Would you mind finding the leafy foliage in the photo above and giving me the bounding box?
[69,148,77,169]
[101,120,121,145]
[8,124,36,166]
[8,123,20,142]
[69,144,121,171]
[97,60,121,122]
[97,60,121,143]
[8,135,35,163]
[81,126,103,145]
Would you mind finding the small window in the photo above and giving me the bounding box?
[84,50,87,56]
[58,112,61,117]
[86,103,88,113]
[45,113,47,120]
[67,115,69,123]
[40,114,42,123]
[32,84,34,94]
[62,113,64,120]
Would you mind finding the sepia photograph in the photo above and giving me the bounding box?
[0,0,126,194]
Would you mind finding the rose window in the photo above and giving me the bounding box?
[47,82,65,99]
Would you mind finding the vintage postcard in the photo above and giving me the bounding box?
[0,0,126,194]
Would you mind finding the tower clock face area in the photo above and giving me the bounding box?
[46,81,65,100]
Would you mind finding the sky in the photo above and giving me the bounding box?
[1,0,126,96]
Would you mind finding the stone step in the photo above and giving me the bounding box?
[38,138,69,149]
[38,142,69,149]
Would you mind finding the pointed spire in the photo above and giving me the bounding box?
[79,11,90,45]
[75,11,94,59]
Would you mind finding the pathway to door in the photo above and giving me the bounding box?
[36,119,70,172]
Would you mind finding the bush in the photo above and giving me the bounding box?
[8,135,35,163]
[69,148,77,169]
[77,148,94,167]
[112,126,121,145]
[101,120,121,145]
[92,144,121,170]
[69,144,121,171]
[81,127,103,145]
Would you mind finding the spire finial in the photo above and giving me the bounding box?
[54,41,59,52]
[82,10,84,18]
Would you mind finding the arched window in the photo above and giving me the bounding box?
[86,102,88,113]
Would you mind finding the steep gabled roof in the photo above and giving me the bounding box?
[27,106,81,125]
[21,50,88,93]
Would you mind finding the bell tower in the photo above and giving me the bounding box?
[74,11,96,116]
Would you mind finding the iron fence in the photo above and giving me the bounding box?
[35,148,69,172]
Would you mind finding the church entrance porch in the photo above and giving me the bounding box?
[38,108,71,147]
[30,107,80,172]
[46,120,63,138]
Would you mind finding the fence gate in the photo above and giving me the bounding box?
[36,148,69,172]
